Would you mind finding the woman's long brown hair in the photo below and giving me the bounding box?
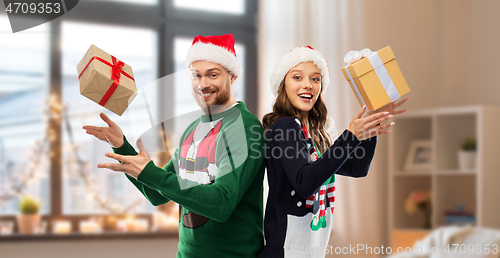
[262,79,333,154]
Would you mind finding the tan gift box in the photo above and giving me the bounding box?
[76,44,137,116]
[341,46,410,111]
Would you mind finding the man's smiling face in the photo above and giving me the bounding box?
[189,61,235,112]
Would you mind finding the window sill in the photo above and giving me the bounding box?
[0,230,178,242]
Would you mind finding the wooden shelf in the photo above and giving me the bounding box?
[392,229,431,250]
[393,171,432,176]
[393,169,477,175]
[0,230,178,242]
[388,105,500,248]
[435,169,477,175]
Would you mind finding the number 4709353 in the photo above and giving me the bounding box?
[5,2,61,14]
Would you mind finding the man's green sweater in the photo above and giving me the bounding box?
[112,102,265,257]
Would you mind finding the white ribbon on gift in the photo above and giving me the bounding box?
[343,48,401,111]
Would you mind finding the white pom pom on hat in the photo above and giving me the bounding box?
[269,46,330,96]
[325,117,338,137]
[185,33,242,77]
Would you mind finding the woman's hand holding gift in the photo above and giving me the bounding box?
[365,96,410,117]
[349,97,409,141]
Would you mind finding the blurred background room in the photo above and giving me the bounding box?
[1,0,500,257]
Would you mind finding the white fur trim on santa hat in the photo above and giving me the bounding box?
[185,42,242,77]
[270,46,330,96]
[325,116,338,138]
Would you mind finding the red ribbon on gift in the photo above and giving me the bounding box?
[78,55,135,106]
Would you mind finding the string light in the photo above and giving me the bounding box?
[0,95,141,215]
[61,102,141,214]
[0,140,41,203]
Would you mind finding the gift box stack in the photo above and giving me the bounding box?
[342,46,411,111]
[76,45,137,116]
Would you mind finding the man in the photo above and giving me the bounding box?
[83,34,265,258]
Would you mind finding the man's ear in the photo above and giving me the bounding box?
[231,75,238,84]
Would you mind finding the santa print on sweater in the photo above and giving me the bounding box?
[178,119,223,185]
[299,120,336,231]
[177,118,224,229]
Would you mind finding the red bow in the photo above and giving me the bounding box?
[111,56,125,80]
[78,55,134,107]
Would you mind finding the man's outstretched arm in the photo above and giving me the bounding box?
[102,118,265,223]
[112,135,172,206]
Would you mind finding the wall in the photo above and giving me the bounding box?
[440,0,500,107]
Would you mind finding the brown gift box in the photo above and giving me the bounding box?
[76,45,137,116]
[341,46,410,111]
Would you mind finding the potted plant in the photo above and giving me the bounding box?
[16,195,41,234]
[405,190,432,229]
[458,136,477,171]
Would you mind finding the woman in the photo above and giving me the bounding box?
[259,46,409,258]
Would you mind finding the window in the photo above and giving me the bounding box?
[173,0,245,14]
[89,0,157,5]
[61,21,157,214]
[0,16,50,215]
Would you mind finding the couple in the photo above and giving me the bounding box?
[83,34,408,258]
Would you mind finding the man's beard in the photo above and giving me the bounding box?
[197,78,231,114]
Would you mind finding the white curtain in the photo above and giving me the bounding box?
[258,0,389,257]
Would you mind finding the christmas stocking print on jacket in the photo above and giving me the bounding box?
[300,121,336,231]
[283,118,336,256]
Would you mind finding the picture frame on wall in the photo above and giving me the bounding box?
[404,140,433,171]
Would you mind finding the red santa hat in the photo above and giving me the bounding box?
[185,33,242,77]
[270,46,330,96]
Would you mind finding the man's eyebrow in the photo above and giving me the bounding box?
[190,68,221,74]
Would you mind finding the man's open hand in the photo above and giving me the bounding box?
[97,138,151,179]
[83,113,124,148]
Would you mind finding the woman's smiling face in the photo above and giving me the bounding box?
[284,61,322,115]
